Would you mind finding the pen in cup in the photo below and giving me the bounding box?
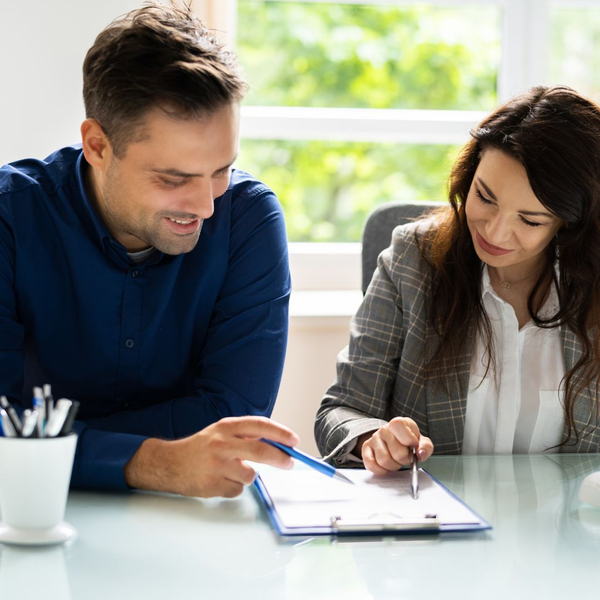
[43,383,54,429]
[45,399,72,437]
[58,400,79,436]
[0,395,22,435]
[33,387,46,437]
[0,385,79,438]
[0,408,17,437]
[21,409,39,438]
[45,399,79,437]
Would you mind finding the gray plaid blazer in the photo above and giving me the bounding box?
[315,221,600,462]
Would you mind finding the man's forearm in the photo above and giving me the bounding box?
[124,437,188,494]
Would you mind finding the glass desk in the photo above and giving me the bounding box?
[1,454,599,600]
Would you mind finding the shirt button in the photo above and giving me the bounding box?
[125,339,135,348]
[131,270,139,278]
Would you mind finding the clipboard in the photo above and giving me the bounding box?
[254,464,491,536]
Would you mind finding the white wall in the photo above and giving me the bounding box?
[274,312,358,457]
[0,0,142,165]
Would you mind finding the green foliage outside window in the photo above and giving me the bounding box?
[239,140,458,242]
[236,1,501,242]
[550,9,600,100]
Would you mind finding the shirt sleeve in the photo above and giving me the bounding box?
[314,233,408,465]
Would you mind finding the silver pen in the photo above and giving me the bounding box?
[411,446,419,500]
[21,409,39,438]
[0,408,17,437]
[0,395,22,435]
[45,399,73,437]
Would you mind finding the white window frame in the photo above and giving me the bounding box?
[233,0,594,291]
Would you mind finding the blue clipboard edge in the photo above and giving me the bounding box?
[254,474,333,536]
[253,468,492,537]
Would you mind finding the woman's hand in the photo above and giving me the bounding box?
[357,417,434,475]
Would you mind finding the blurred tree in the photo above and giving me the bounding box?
[236,1,500,242]
[550,8,600,100]
[239,140,458,241]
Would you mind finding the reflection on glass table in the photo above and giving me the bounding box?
[0,454,598,600]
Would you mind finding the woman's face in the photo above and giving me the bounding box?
[465,148,563,274]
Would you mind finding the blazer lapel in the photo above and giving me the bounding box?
[424,320,474,455]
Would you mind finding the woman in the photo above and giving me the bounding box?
[315,85,600,475]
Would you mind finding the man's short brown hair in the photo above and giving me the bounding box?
[83,2,247,157]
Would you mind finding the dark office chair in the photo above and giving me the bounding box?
[361,200,445,294]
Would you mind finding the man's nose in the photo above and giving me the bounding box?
[190,180,215,219]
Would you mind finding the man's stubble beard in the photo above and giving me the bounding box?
[149,219,203,255]
[102,165,202,256]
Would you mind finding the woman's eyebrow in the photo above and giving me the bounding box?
[476,177,497,200]
[476,177,554,218]
[519,209,554,217]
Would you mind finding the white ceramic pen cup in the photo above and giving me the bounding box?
[0,434,77,545]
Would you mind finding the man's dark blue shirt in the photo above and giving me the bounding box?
[0,146,290,489]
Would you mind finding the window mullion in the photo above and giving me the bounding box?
[241,106,485,144]
[499,0,550,102]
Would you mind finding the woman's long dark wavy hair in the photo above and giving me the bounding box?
[422,85,600,447]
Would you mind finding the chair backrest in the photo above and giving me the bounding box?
[361,200,446,294]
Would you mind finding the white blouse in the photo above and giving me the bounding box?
[462,266,565,455]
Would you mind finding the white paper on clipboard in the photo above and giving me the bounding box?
[254,464,490,535]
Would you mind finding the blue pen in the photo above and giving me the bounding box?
[261,438,354,485]
[33,387,45,437]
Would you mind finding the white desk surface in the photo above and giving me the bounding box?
[2,454,600,600]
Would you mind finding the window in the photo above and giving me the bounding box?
[236,0,499,247]
[238,2,500,111]
[233,0,600,288]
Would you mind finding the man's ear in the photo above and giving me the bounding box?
[81,119,112,172]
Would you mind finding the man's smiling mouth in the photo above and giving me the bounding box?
[168,217,195,225]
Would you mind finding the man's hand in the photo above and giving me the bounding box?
[356,417,434,475]
[124,416,299,498]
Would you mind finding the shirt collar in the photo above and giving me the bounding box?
[481,264,495,298]
[480,263,560,319]
[75,150,113,249]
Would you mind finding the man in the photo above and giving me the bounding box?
[0,3,298,498]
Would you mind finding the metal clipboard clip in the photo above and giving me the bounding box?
[330,513,440,533]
